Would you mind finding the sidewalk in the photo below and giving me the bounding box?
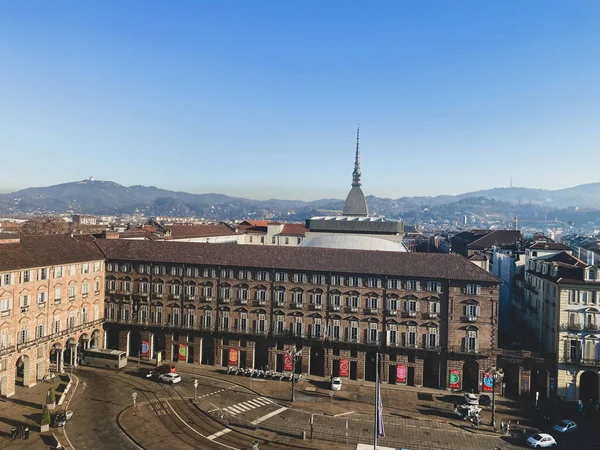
[0,374,73,449]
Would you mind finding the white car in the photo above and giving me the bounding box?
[331,377,342,391]
[464,392,478,405]
[527,433,557,448]
[158,373,182,384]
[553,419,576,433]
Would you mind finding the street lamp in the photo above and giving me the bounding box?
[489,368,504,429]
[286,348,302,402]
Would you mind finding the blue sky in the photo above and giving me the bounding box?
[0,1,598,200]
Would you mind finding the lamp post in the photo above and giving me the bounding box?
[490,368,504,429]
[286,348,302,402]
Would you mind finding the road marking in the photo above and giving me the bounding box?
[164,400,238,450]
[207,428,233,440]
[236,403,251,411]
[250,406,288,425]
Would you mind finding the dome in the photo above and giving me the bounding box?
[299,234,408,252]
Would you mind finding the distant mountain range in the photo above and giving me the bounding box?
[0,179,599,223]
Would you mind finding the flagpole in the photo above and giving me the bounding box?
[374,352,378,450]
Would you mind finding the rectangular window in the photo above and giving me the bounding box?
[240,312,248,331]
[271,236,276,244]
[367,296,378,309]
[2,273,13,285]
[70,265,76,276]
[54,266,63,278]
[275,272,286,282]
[467,284,481,295]
[37,292,46,304]
[312,274,324,284]
[387,279,400,289]
[53,318,61,334]
[350,322,358,341]
[388,298,398,311]
[367,278,380,288]
[427,281,441,292]
[19,295,29,308]
[94,261,102,272]
[348,295,360,309]
[20,270,31,283]
[82,263,90,274]
[276,316,284,333]
[330,294,341,307]
[94,281,100,292]
[466,331,478,352]
[406,280,420,291]
[348,276,361,287]
[294,317,303,336]
[331,275,341,285]
[82,283,89,295]
[427,328,438,348]
[369,323,378,342]
[39,268,48,281]
[0,298,13,312]
[466,304,480,317]
[407,326,417,346]
[388,325,397,344]
[68,286,76,298]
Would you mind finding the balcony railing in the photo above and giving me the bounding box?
[221,298,230,304]
[238,298,248,305]
[461,315,478,323]
[560,356,600,366]
[330,305,341,312]
[0,345,15,357]
[427,312,439,319]
[311,304,323,311]
[138,292,149,297]
[346,336,360,343]
[366,339,380,346]
[585,323,599,331]
[347,306,359,313]
[291,302,303,309]
[15,318,104,351]
[402,311,418,318]
[367,307,378,314]
[525,282,539,294]
[565,322,583,330]
[385,309,397,316]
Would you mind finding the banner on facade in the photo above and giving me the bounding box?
[141,340,150,358]
[229,348,239,367]
[449,369,461,390]
[178,344,187,362]
[396,364,407,384]
[284,352,293,371]
[339,359,349,377]
[482,372,494,392]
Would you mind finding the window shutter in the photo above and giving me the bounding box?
[416,281,421,291]
[308,324,313,337]
[344,327,349,339]
[461,336,466,352]
[464,305,467,316]
[401,332,406,347]
[363,328,368,342]
[476,306,480,317]
[386,330,390,343]
[8,298,13,310]
[415,301,420,312]
[475,338,480,353]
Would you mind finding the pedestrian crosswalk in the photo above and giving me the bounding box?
[217,396,273,416]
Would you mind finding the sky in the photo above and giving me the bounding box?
[0,1,598,201]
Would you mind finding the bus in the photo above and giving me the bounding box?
[81,349,127,369]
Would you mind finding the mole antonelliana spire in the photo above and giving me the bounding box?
[343,126,368,216]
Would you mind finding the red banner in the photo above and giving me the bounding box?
[178,344,187,362]
[482,372,494,392]
[396,364,407,383]
[284,353,293,371]
[141,340,150,358]
[339,359,349,377]
[449,369,461,390]
[229,348,238,367]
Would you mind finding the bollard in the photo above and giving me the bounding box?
[301,431,306,440]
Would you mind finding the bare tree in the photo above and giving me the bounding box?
[21,217,69,235]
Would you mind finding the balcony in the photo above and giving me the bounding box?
[560,356,600,366]
[402,311,418,318]
[585,323,599,331]
[427,312,439,319]
[328,334,342,342]
[461,315,478,323]
[0,345,15,357]
[203,297,214,303]
[366,339,380,346]
[236,328,250,334]
[525,282,539,294]
[387,341,400,347]
[348,306,359,313]
[238,298,248,305]
[254,329,268,336]
[170,294,181,300]
[107,289,116,295]
[367,308,378,315]
[385,309,397,316]
[566,322,583,331]
[425,344,440,351]
[311,304,323,311]
[291,302,303,309]
[273,329,287,337]
[255,299,266,306]
[15,318,104,351]
[275,301,285,308]
[346,337,360,343]
[221,298,231,304]
[153,293,164,299]
[118,290,132,296]
[330,305,341,312]
[138,292,149,298]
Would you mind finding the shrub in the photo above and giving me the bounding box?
[46,389,56,404]
[41,405,51,426]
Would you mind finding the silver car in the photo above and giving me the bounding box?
[158,373,182,384]
[553,419,576,433]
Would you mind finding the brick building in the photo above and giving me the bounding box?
[0,235,105,397]
[96,239,500,391]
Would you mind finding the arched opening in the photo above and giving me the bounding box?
[50,343,63,372]
[105,327,120,350]
[129,329,143,358]
[202,336,215,366]
[309,344,325,377]
[365,351,378,382]
[90,329,101,348]
[65,338,77,367]
[423,355,441,388]
[15,354,30,388]
[462,359,479,393]
[579,370,599,403]
[153,332,166,360]
[255,340,270,371]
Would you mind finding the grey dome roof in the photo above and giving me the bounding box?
[300,234,408,252]
[343,186,368,216]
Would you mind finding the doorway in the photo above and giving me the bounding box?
[15,355,30,387]
[580,371,599,403]
[407,366,415,386]
[310,345,325,376]
[350,361,358,380]
[463,359,480,393]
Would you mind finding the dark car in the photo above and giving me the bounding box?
[478,394,491,406]
[138,368,154,379]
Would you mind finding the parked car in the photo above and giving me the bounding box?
[464,392,479,405]
[527,433,557,448]
[158,373,181,384]
[138,368,154,379]
[553,419,577,433]
[331,377,342,391]
[155,364,177,375]
[53,410,74,427]
[478,394,491,406]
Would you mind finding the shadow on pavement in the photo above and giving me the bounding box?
[0,397,42,410]
[417,407,459,421]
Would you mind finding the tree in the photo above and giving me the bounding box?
[41,405,51,426]
[21,217,68,235]
[46,388,56,405]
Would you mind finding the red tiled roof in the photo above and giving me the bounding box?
[240,220,270,227]
[166,224,238,239]
[279,224,307,236]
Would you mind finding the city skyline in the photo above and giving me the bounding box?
[1,1,598,200]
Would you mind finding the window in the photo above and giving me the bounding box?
[312,274,325,284]
[367,278,380,288]
[239,286,249,300]
[292,290,304,304]
[569,312,581,328]
[119,306,129,322]
[240,312,248,331]
[427,327,438,348]
[70,265,76,276]
[284,237,289,245]
[430,302,441,316]
[258,314,266,333]
[406,300,418,313]
[568,290,578,304]
[275,315,285,333]
[203,285,213,298]
[68,313,75,328]
[388,324,397,344]
[465,330,478,352]
[156,306,163,323]
[94,262,102,272]
[239,270,251,280]
[332,320,341,340]
[19,295,29,308]
[331,275,342,285]
[82,263,90,274]
[427,281,441,292]
[348,295,360,309]
[271,236,276,244]
[388,297,398,311]
[348,276,361,287]
[153,282,164,294]
[465,304,480,318]
[368,323,378,343]
[140,281,150,293]
[590,270,597,281]
[20,270,31,283]
[221,311,229,330]
[406,325,417,346]
[255,288,267,302]
[18,327,28,345]
[34,323,43,340]
[2,273,13,286]
[312,293,323,306]
[221,269,234,278]
[68,286,76,298]
[257,271,269,281]
[39,268,48,280]
[275,272,286,282]
[276,290,286,303]
[349,321,359,341]
[122,280,131,292]
[53,318,61,334]
[107,279,116,291]
[249,236,253,243]
[37,292,46,304]
[297,237,302,244]
[0,298,13,312]
[367,296,378,309]
[140,306,148,322]
[218,286,229,299]
[82,307,88,323]
[406,280,420,291]
[54,266,63,278]
[171,283,181,295]
[203,268,215,278]
[330,294,341,308]
[294,317,303,336]
[94,281,100,292]
[387,279,400,289]
[312,318,322,338]
[54,287,61,301]
[293,273,307,283]
[467,284,481,295]
[82,283,89,295]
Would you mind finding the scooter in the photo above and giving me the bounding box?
[10,427,17,441]
[227,367,236,375]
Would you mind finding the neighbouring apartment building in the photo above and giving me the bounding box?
[96,238,500,392]
[0,235,105,397]
[520,250,600,402]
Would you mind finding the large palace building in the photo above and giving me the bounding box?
[0,235,105,397]
[97,238,500,390]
